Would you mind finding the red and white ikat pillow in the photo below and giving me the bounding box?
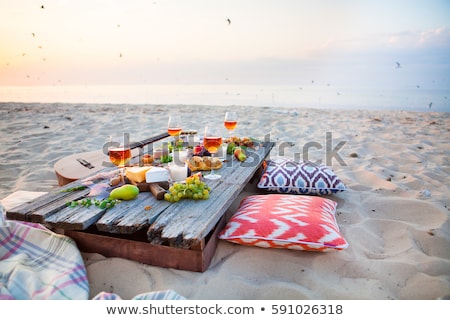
[219,194,348,252]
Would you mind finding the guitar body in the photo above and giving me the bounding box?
[54,150,112,186]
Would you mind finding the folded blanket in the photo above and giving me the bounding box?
[0,217,89,299]
[1,191,185,300]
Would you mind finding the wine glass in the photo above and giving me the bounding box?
[224,111,237,136]
[168,114,182,137]
[224,111,237,161]
[108,134,131,183]
[168,115,182,163]
[203,125,222,180]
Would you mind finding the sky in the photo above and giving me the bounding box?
[0,0,449,89]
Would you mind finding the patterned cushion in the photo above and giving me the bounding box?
[257,158,346,195]
[219,194,348,251]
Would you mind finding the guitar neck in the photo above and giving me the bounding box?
[129,132,170,150]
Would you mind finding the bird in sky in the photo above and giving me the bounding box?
[396,61,401,68]
[227,18,231,25]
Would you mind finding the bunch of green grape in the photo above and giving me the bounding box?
[164,174,210,202]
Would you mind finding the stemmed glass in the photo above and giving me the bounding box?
[224,111,237,162]
[168,115,182,137]
[203,125,222,180]
[224,111,237,136]
[168,115,182,163]
[108,134,131,183]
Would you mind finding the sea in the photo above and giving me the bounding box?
[0,84,449,112]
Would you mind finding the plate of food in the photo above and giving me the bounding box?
[187,156,222,171]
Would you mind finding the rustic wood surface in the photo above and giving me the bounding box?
[146,142,275,248]
[6,141,274,249]
[45,204,107,230]
[6,180,90,223]
[95,191,172,234]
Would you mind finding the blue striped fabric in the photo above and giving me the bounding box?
[1,203,184,300]
[0,219,89,299]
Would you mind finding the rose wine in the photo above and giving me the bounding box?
[168,127,182,136]
[109,147,132,167]
[224,120,237,131]
[203,136,222,153]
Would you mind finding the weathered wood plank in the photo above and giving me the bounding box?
[28,190,91,223]
[147,181,238,247]
[6,183,90,222]
[95,191,172,234]
[147,142,274,247]
[45,204,107,230]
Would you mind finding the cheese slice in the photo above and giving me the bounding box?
[125,166,152,183]
[146,167,170,183]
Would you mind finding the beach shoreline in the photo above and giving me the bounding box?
[1,102,449,299]
[2,81,449,112]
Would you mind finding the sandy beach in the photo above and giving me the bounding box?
[0,102,449,300]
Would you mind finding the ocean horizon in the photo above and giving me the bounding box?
[0,84,449,112]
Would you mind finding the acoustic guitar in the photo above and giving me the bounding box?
[54,132,171,186]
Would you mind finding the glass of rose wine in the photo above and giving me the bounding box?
[168,115,182,137]
[224,111,237,136]
[168,115,182,163]
[224,111,237,162]
[203,125,222,180]
[108,134,131,183]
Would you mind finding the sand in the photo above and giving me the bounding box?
[0,102,449,300]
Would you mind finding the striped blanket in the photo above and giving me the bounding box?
[0,218,89,299]
[0,191,185,300]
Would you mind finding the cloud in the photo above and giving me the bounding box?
[375,27,450,49]
[416,27,450,47]
[322,27,450,54]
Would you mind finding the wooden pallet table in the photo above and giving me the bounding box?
[6,141,274,272]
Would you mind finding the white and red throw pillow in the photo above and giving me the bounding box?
[219,194,348,252]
